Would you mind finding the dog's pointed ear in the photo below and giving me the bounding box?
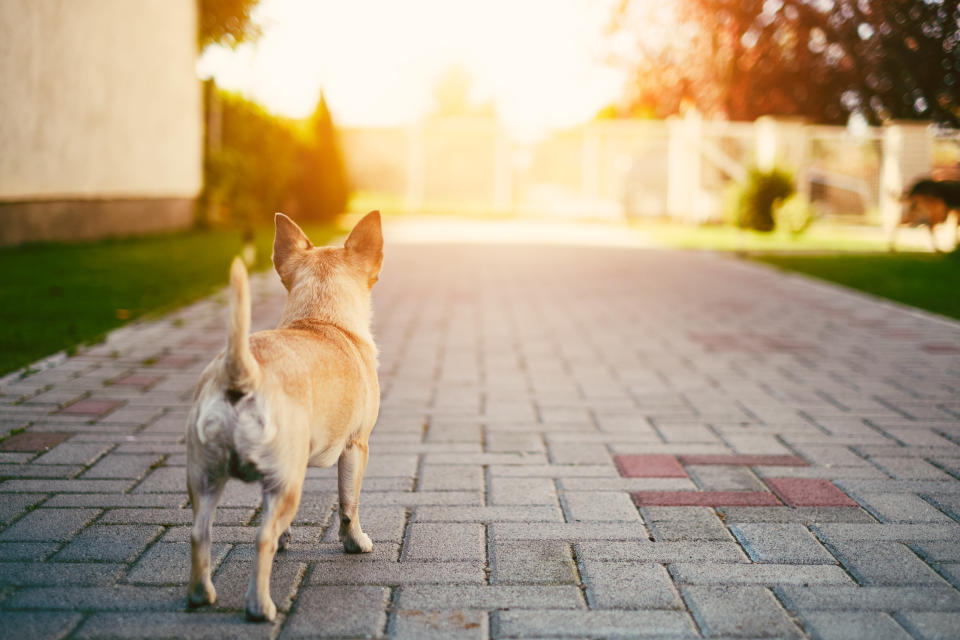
[345,210,383,285]
[273,213,312,288]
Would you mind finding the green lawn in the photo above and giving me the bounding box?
[752,251,960,321]
[642,220,896,252]
[0,222,340,376]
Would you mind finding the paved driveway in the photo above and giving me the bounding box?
[1,241,959,638]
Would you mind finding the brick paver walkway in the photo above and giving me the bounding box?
[2,241,960,638]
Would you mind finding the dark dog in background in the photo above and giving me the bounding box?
[890,178,960,252]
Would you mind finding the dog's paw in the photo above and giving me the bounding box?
[278,528,291,552]
[343,531,373,554]
[186,580,216,609]
[245,597,277,623]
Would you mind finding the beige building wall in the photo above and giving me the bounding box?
[0,0,202,243]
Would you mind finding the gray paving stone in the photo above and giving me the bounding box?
[683,585,803,637]
[491,540,576,585]
[210,545,305,613]
[418,464,484,491]
[0,611,82,640]
[0,507,99,542]
[363,490,484,506]
[33,442,111,466]
[776,585,960,611]
[852,492,955,523]
[161,525,324,544]
[799,611,912,640]
[310,561,486,585]
[3,585,184,611]
[580,560,682,609]
[0,479,132,493]
[718,506,876,523]
[812,523,960,543]
[489,477,558,505]
[547,442,612,464]
[43,493,185,508]
[687,464,767,491]
[392,609,487,640]
[558,477,698,491]
[0,493,45,524]
[923,493,960,521]
[281,586,388,638]
[562,491,641,522]
[0,562,125,586]
[321,505,407,543]
[0,463,83,478]
[872,457,955,481]
[828,541,948,585]
[412,506,563,522]
[494,609,698,638]
[912,541,960,563]
[897,611,960,640]
[74,611,275,639]
[0,541,59,560]
[53,524,163,562]
[644,506,731,541]
[485,432,544,453]
[396,584,584,610]
[125,542,230,585]
[489,463,617,477]
[492,522,651,541]
[403,522,485,562]
[731,523,836,563]
[82,453,163,479]
[670,563,853,585]
[577,540,749,563]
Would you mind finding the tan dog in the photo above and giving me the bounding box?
[185,211,383,621]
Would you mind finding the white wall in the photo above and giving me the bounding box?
[0,0,202,200]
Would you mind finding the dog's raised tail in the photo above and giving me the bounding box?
[224,257,260,391]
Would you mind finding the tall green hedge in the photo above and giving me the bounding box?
[199,83,350,228]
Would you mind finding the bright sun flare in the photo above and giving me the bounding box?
[197,0,626,137]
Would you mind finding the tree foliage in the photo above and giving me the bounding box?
[199,86,351,228]
[198,0,261,51]
[608,0,960,125]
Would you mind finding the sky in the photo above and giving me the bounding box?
[196,0,627,137]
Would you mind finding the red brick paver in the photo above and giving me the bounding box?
[614,454,688,478]
[0,432,72,452]
[58,398,123,417]
[678,454,808,467]
[764,478,857,507]
[631,491,783,507]
[109,374,163,389]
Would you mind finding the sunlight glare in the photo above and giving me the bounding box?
[196,0,626,138]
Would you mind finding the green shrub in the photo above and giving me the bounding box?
[198,83,350,228]
[775,194,817,236]
[725,167,795,232]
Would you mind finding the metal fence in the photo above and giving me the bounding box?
[340,115,958,224]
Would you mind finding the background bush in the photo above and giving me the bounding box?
[725,167,796,232]
[198,82,350,228]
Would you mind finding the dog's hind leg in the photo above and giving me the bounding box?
[187,474,226,609]
[245,481,302,622]
[338,439,373,554]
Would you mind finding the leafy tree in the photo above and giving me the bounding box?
[198,0,261,51]
[607,0,960,125]
[199,87,351,228]
[293,94,351,223]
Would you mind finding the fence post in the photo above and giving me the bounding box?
[880,121,931,231]
[667,111,701,221]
